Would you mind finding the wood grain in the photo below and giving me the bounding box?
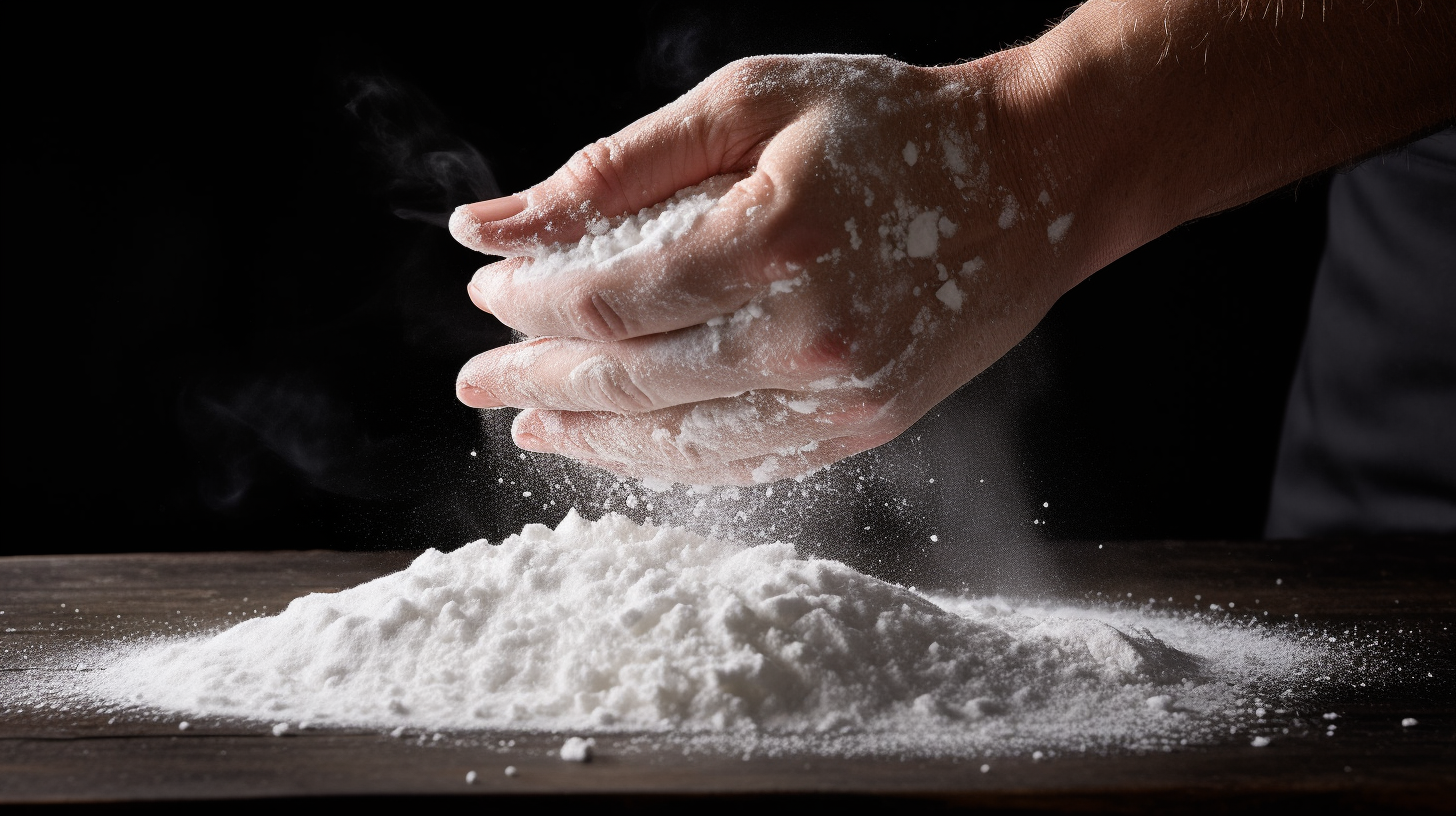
[2,541,1453,812]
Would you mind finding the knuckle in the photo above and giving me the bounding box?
[565,291,631,341]
[572,357,657,414]
[788,328,856,377]
[567,137,631,203]
[699,56,788,117]
[721,56,779,86]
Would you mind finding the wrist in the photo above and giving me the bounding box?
[934,44,1135,294]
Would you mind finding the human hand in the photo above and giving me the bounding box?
[450,53,1087,485]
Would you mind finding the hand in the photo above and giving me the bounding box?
[449,53,1088,485]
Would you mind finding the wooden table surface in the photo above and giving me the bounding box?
[3,539,1453,812]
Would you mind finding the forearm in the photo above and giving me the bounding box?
[982,0,1456,286]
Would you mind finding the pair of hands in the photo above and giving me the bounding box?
[449,53,1089,486]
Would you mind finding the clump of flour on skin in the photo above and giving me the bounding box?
[1047,213,1074,244]
[84,513,1330,757]
[510,175,739,280]
[935,280,963,312]
[997,194,1019,229]
[905,212,941,258]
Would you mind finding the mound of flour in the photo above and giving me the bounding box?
[87,512,1321,754]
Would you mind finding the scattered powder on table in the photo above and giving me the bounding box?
[84,512,1336,756]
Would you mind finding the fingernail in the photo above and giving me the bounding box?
[515,432,551,452]
[466,278,492,313]
[462,195,526,223]
[457,383,503,409]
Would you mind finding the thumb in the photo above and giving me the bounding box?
[449,95,765,256]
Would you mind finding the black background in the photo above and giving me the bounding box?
[4,4,1329,555]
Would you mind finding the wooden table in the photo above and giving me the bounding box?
[3,540,1453,812]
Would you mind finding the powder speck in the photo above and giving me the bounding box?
[504,766,518,777]
[271,722,289,737]
[902,141,918,166]
[561,736,595,762]
[1402,717,1418,727]
[1250,736,1271,747]
[1047,213,1074,244]
[935,280,964,312]
[997,195,1018,229]
[465,770,477,784]
[906,211,941,258]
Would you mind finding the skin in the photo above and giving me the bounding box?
[450,0,1456,486]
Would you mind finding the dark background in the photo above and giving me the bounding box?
[4,4,1329,555]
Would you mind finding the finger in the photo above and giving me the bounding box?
[467,171,804,341]
[509,392,894,482]
[448,93,770,257]
[529,426,888,487]
[455,309,855,413]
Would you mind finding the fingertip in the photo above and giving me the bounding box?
[465,195,528,222]
[457,382,504,409]
[511,409,554,451]
[449,195,527,252]
[448,207,485,251]
[467,279,492,313]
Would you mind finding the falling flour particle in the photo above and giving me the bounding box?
[1250,736,1271,747]
[560,736,595,762]
[1401,718,1418,727]
[1047,213,1074,244]
[465,770,477,784]
[504,766,518,777]
[902,141,919,166]
[82,513,1334,757]
[178,721,190,731]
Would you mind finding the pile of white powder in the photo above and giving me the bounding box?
[84,512,1335,756]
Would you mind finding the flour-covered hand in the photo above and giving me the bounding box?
[450,54,1086,485]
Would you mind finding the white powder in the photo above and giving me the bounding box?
[997,194,1019,229]
[512,176,737,280]
[85,513,1334,756]
[1047,213,1074,244]
[905,211,941,258]
[560,736,595,761]
[935,280,963,312]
